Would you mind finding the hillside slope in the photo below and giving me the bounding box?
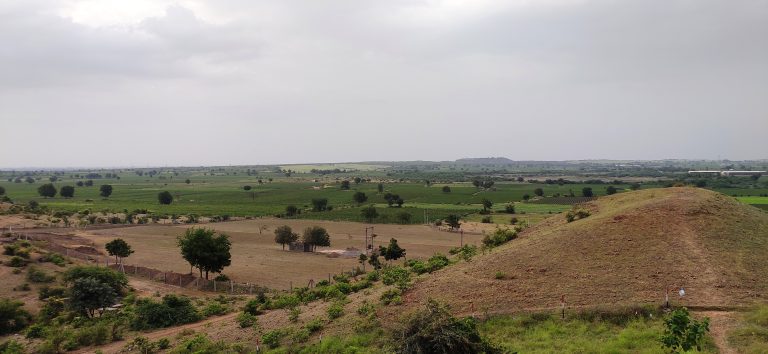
[402,188,768,315]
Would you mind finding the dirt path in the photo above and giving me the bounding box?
[696,310,738,354]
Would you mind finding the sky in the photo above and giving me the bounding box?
[1,0,766,168]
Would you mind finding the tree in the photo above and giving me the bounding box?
[630,183,641,191]
[368,251,382,270]
[522,194,530,201]
[302,226,331,252]
[177,228,232,279]
[158,191,173,205]
[0,186,5,195]
[340,180,351,190]
[25,177,34,184]
[472,179,481,188]
[504,204,515,214]
[354,177,362,184]
[481,199,493,212]
[274,225,298,250]
[311,198,329,211]
[606,186,618,195]
[85,180,94,187]
[353,191,368,205]
[285,205,298,217]
[76,181,84,187]
[396,196,405,208]
[185,179,191,184]
[660,307,710,353]
[445,214,461,230]
[442,186,451,193]
[534,188,544,197]
[99,184,113,198]
[60,185,75,198]
[582,187,594,197]
[361,205,378,222]
[379,238,406,262]
[49,176,58,182]
[358,254,368,272]
[63,266,128,294]
[105,238,134,265]
[37,183,57,198]
[377,183,384,193]
[243,185,252,191]
[394,299,491,354]
[69,277,117,318]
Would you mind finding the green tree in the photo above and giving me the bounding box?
[361,205,379,222]
[442,186,451,193]
[302,226,331,252]
[311,198,329,211]
[358,254,368,272]
[660,307,710,353]
[340,180,351,190]
[368,251,382,270]
[285,205,298,217]
[99,184,113,198]
[445,214,461,230]
[60,185,75,198]
[105,238,134,265]
[37,183,57,198]
[377,183,384,193]
[534,188,544,197]
[176,228,232,279]
[185,179,191,184]
[69,277,117,318]
[606,186,618,195]
[0,186,5,195]
[582,187,594,197]
[394,299,491,354]
[522,194,530,201]
[481,199,493,212]
[630,183,641,191]
[243,185,252,191]
[158,191,173,205]
[379,238,406,262]
[504,204,515,214]
[274,225,298,250]
[353,191,368,205]
[0,299,32,334]
[63,266,128,294]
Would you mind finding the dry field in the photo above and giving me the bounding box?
[80,219,487,289]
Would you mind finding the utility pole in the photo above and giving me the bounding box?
[364,226,375,254]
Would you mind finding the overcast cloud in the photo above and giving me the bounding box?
[1,0,766,168]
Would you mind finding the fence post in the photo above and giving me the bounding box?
[230,280,234,294]
[214,280,217,292]
[164,272,167,283]
[134,265,137,274]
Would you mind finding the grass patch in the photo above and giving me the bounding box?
[729,304,768,353]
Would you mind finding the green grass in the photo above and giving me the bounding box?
[479,312,717,354]
[728,304,768,353]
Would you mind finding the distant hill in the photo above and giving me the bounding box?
[455,157,516,165]
[401,188,768,314]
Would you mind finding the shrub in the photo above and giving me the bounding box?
[290,328,311,344]
[660,307,710,353]
[365,271,380,282]
[305,318,324,333]
[202,301,228,317]
[243,299,264,315]
[481,216,492,223]
[494,271,506,280]
[262,329,284,349]
[63,266,128,293]
[132,295,201,330]
[357,301,376,317]
[288,307,301,322]
[382,266,411,290]
[565,208,591,223]
[0,299,32,334]
[25,323,47,338]
[41,253,67,267]
[27,266,55,283]
[213,274,229,282]
[393,299,492,354]
[380,288,403,306]
[327,301,345,320]
[482,227,519,248]
[236,312,257,328]
[7,256,26,267]
[0,340,24,354]
[449,245,478,262]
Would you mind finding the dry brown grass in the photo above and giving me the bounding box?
[396,187,768,317]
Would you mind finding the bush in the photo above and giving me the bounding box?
[327,301,344,320]
[262,329,284,349]
[305,318,324,333]
[449,245,478,261]
[288,307,301,322]
[0,340,24,354]
[494,271,506,280]
[357,301,376,317]
[393,299,493,354]
[25,323,47,339]
[243,298,264,316]
[290,328,311,344]
[63,266,128,293]
[41,253,67,267]
[482,227,519,248]
[27,266,55,283]
[380,288,403,306]
[132,295,201,330]
[565,208,591,223]
[202,301,228,317]
[382,266,411,290]
[660,307,710,352]
[0,299,32,334]
[236,312,257,328]
[7,256,26,267]
[213,274,229,282]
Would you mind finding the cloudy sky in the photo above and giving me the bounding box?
[1,0,766,168]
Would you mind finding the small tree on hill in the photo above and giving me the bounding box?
[660,307,710,353]
[60,185,75,198]
[274,225,298,250]
[481,199,493,212]
[534,188,544,197]
[445,214,461,230]
[158,191,173,205]
[379,238,406,262]
[606,186,617,195]
[70,277,117,318]
[105,238,134,265]
[341,180,351,190]
[582,187,594,197]
[37,183,57,198]
[99,184,113,198]
[358,254,368,272]
[302,226,331,252]
[177,228,232,279]
[353,191,368,205]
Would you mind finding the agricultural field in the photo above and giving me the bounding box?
[80,219,488,290]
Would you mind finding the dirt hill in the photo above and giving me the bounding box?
[401,187,768,315]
